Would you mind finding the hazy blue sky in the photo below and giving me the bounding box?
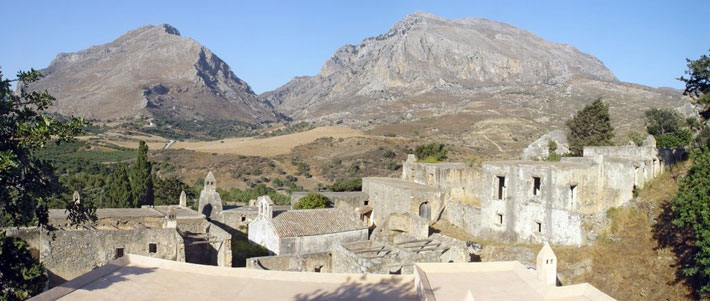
[2,0,707,93]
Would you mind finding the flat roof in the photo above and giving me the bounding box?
[31,256,614,301]
[483,160,591,169]
[410,162,468,168]
[32,255,416,301]
[152,206,204,218]
[364,177,439,191]
[416,262,614,301]
[49,208,163,219]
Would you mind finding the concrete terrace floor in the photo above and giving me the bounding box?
[32,255,417,301]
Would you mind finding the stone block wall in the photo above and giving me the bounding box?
[363,178,442,227]
[280,229,368,255]
[442,199,481,237]
[219,209,257,234]
[39,228,184,287]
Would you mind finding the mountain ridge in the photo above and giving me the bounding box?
[29,23,280,124]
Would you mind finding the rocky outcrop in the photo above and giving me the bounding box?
[522,130,570,160]
[30,24,279,123]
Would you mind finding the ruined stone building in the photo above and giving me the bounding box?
[4,175,237,288]
[363,136,685,246]
[248,196,368,255]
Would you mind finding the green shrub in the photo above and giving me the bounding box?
[329,178,362,192]
[294,192,331,209]
[415,143,447,162]
[383,150,396,158]
[656,129,693,148]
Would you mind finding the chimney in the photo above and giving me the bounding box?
[179,190,187,207]
[536,242,557,286]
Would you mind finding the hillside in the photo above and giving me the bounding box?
[261,11,691,157]
[27,24,280,124]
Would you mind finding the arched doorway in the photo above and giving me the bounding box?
[419,202,431,219]
[202,203,213,218]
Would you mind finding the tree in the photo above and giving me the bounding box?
[646,108,684,136]
[670,148,710,296]
[645,108,693,148]
[0,68,87,227]
[679,51,710,119]
[0,231,47,300]
[0,68,91,300]
[294,192,330,209]
[130,141,153,207]
[566,98,615,155]
[153,175,193,206]
[415,143,448,162]
[106,163,133,208]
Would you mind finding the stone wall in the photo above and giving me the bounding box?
[441,199,481,236]
[219,208,257,234]
[247,218,280,255]
[330,239,469,275]
[247,252,331,272]
[205,222,232,267]
[479,161,595,245]
[39,228,184,287]
[280,229,368,255]
[363,177,443,227]
[402,160,480,206]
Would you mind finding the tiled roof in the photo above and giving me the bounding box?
[271,208,366,238]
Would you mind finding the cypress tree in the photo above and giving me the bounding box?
[130,141,154,207]
[106,163,133,208]
[566,98,615,155]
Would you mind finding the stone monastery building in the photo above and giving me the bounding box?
[364,135,683,246]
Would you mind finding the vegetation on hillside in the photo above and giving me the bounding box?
[566,98,615,155]
[655,148,710,297]
[130,117,257,140]
[644,108,693,147]
[415,142,448,162]
[260,122,315,138]
[328,178,362,192]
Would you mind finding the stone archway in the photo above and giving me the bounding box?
[419,202,431,219]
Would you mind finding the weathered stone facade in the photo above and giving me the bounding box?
[364,136,685,246]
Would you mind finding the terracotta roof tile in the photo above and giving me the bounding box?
[271,208,366,237]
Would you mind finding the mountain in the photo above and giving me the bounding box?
[261,12,689,155]
[28,24,279,124]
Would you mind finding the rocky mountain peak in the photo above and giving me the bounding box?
[262,11,621,119]
[31,24,279,123]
